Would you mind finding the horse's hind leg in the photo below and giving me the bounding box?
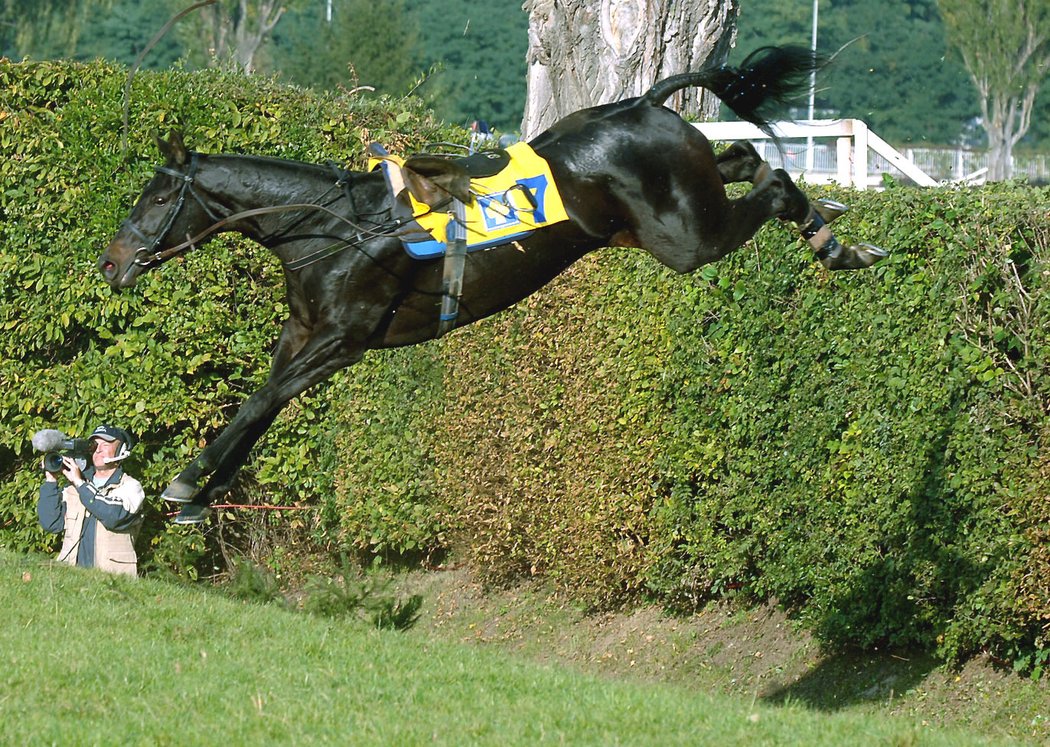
[716,141,766,184]
[716,140,850,226]
[747,168,886,270]
[644,165,884,274]
[642,166,812,273]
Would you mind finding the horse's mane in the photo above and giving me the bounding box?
[203,151,351,180]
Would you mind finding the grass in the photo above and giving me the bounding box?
[0,550,1017,745]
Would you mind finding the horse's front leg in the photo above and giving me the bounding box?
[161,400,283,519]
[164,327,364,523]
[162,317,309,505]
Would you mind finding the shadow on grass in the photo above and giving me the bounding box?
[761,648,940,711]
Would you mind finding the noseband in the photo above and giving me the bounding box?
[126,152,226,267]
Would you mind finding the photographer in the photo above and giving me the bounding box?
[37,425,145,577]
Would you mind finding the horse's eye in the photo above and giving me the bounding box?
[153,195,168,206]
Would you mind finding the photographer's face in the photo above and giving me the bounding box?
[91,438,120,468]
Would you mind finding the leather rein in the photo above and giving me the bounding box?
[126,153,225,267]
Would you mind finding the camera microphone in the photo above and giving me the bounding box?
[31,429,69,453]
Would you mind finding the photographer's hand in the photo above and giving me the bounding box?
[61,457,85,488]
[42,458,58,483]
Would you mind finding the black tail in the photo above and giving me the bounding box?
[643,45,826,136]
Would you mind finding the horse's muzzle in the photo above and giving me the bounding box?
[98,243,140,289]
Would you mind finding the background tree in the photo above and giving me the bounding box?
[178,0,285,73]
[520,0,739,139]
[412,0,529,131]
[4,0,1047,154]
[937,0,1050,180]
[74,0,183,68]
[271,0,420,96]
[1,0,112,58]
[732,0,977,147]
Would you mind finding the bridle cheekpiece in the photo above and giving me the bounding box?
[125,152,225,267]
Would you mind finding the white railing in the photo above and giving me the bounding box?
[696,119,939,189]
[904,148,1050,184]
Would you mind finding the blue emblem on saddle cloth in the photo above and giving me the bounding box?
[369,142,570,259]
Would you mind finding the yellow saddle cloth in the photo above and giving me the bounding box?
[369,141,570,259]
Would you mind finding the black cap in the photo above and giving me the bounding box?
[90,424,135,450]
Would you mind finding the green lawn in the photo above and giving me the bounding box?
[0,551,1006,745]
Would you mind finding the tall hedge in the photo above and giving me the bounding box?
[418,184,1047,665]
[2,60,1047,667]
[322,175,1049,664]
[323,185,1050,665]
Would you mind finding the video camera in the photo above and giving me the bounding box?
[31,429,96,473]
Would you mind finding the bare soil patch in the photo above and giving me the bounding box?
[397,567,1049,744]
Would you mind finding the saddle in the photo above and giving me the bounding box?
[368,142,569,259]
[451,149,511,178]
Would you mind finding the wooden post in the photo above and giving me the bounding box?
[852,119,869,189]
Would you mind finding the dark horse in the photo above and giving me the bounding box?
[99,46,885,523]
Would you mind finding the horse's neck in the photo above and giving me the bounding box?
[206,155,334,242]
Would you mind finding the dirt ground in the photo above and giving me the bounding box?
[397,567,1049,744]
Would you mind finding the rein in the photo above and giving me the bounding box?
[135,202,430,272]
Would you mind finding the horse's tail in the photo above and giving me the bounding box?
[643,45,826,136]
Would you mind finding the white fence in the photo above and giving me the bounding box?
[904,147,1050,184]
[695,119,1050,189]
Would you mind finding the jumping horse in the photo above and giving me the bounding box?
[99,46,886,524]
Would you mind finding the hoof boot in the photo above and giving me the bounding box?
[173,504,211,525]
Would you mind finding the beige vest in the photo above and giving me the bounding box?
[57,475,141,577]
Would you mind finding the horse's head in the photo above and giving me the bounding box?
[99,132,221,289]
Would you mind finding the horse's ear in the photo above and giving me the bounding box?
[154,130,189,166]
[402,155,471,207]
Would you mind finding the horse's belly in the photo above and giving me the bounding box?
[374,232,599,348]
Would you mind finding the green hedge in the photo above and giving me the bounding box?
[328,184,1050,665]
[2,59,1047,668]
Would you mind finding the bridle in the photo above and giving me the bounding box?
[125,152,226,267]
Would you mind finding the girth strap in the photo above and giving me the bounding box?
[437,200,469,337]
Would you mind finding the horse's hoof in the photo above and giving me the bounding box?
[173,504,211,525]
[813,199,848,224]
[853,242,888,265]
[162,476,198,504]
[822,242,888,270]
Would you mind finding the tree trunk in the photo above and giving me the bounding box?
[521,0,740,139]
[974,76,1040,182]
[201,0,284,74]
[938,0,1050,182]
